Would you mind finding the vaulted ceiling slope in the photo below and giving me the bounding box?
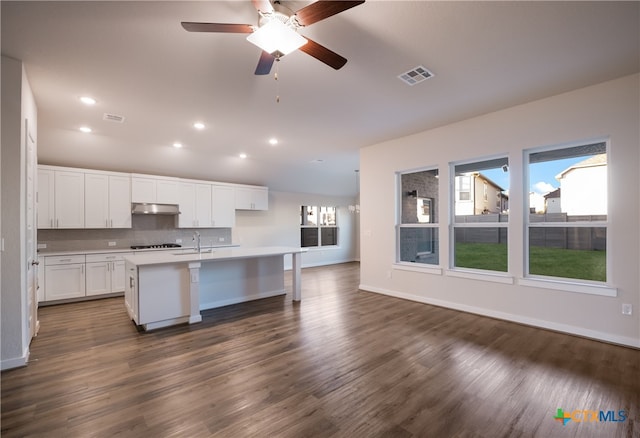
[2,1,638,196]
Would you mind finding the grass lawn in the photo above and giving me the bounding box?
[454,243,606,282]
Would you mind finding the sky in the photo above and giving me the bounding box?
[482,156,588,196]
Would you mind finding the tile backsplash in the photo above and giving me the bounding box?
[37,215,232,253]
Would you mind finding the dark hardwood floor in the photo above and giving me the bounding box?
[2,262,638,437]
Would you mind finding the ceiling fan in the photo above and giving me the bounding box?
[182,0,365,75]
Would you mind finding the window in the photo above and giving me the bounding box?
[525,141,607,283]
[397,168,439,265]
[452,157,509,272]
[300,206,337,247]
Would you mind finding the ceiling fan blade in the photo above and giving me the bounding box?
[299,37,347,70]
[255,51,276,75]
[252,0,274,14]
[181,22,254,33]
[294,1,365,27]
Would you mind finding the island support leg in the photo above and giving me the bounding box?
[292,252,302,302]
[188,262,203,324]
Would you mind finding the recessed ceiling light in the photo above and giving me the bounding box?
[310,159,324,164]
[193,122,205,130]
[80,96,96,105]
[268,138,278,145]
[173,142,183,148]
[239,153,247,159]
[79,126,92,133]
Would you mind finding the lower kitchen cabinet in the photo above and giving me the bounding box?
[44,255,86,300]
[42,252,130,303]
[86,254,127,296]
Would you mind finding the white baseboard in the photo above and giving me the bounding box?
[359,284,640,349]
[1,347,29,371]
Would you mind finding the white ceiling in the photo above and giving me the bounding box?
[2,1,638,196]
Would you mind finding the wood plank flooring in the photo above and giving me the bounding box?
[2,262,638,437]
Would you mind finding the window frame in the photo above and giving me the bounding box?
[449,154,510,274]
[396,166,441,269]
[300,205,338,248]
[522,138,612,290]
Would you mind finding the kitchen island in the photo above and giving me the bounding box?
[124,246,305,330]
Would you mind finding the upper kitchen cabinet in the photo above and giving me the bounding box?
[212,185,235,228]
[37,168,55,229]
[131,174,179,204]
[235,185,268,211]
[85,171,131,228]
[178,181,212,228]
[37,166,84,229]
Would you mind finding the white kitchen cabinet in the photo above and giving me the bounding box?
[212,185,235,227]
[86,260,110,296]
[85,253,128,296]
[54,170,85,228]
[85,172,131,228]
[156,178,180,204]
[235,186,268,210]
[37,168,55,229]
[132,175,179,204]
[38,167,85,228]
[44,255,86,300]
[178,182,212,228]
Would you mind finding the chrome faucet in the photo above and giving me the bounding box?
[193,231,201,253]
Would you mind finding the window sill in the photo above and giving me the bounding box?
[393,263,442,276]
[445,269,514,284]
[518,277,617,297]
[303,245,341,251]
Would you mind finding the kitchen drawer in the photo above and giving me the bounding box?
[44,255,86,265]
[86,252,131,263]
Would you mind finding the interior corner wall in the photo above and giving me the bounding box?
[234,190,358,269]
[1,56,32,369]
[359,73,640,347]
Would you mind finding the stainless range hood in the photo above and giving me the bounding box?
[131,203,181,215]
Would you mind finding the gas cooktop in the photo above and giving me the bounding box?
[130,243,182,250]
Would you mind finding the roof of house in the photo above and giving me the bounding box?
[544,188,561,199]
[557,154,607,179]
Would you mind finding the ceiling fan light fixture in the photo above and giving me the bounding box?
[247,19,307,56]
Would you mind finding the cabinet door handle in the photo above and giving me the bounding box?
[81,265,84,275]
[111,219,113,228]
[106,219,109,228]
[50,219,53,228]
[60,258,72,262]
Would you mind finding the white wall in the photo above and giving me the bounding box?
[1,56,38,369]
[233,190,358,269]
[360,74,640,347]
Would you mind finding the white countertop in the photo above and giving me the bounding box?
[39,244,238,257]
[124,246,306,267]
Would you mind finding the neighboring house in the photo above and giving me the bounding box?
[455,172,508,215]
[529,191,546,214]
[544,188,561,213]
[556,154,607,215]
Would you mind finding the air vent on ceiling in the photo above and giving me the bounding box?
[103,113,125,123]
[398,66,434,86]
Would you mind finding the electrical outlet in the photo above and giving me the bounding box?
[108,241,116,247]
[37,243,47,249]
[218,237,225,242]
[622,304,632,316]
[176,239,182,244]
